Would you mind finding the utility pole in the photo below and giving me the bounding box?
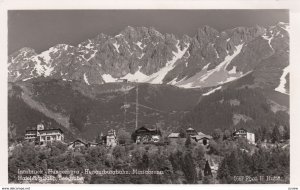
[124,91,127,128]
[135,84,139,130]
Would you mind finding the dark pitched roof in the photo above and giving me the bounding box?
[233,128,256,135]
[233,128,249,133]
[68,139,87,146]
[26,128,64,133]
[135,126,160,132]
[136,126,151,132]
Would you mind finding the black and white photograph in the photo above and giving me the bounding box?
[4,7,294,185]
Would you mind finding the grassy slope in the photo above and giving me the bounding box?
[8,80,205,141]
[8,74,289,141]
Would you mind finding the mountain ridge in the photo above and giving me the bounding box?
[8,22,289,93]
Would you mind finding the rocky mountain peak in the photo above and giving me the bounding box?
[196,25,220,44]
[277,21,289,28]
[18,47,37,54]
[165,33,178,45]
[8,47,37,67]
[149,27,165,39]
[95,33,109,42]
[120,26,139,41]
[10,47,37,59]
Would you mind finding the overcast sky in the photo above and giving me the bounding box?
[8,9,289,54]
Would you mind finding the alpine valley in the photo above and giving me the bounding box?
[8,22,290,142]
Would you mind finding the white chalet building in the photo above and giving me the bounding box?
[233,128,255,144]
[25,123,64,145]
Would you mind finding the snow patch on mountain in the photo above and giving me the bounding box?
[145,41,190,84]
[38,50,52,63]
[112,42,120,53]
[83,73,90,85]
[215,49,220,59]
[43,66,54,77]
[262,34,274,51]
[177,82,193,88]
[136,41,144,50]
[138,53,145,59]
[228,66,237,74]
[29,45,75,77]
[22,77,34,81]
[87,50,98,61]
[202,63,211,71]
[16,71,21,78]
[102,74,118,83]
[121,66,149,82]
[176,44,244,88]
[278,22,290,34]
[64,45,68,51]
[167,77,178,85]
[203,86,222,96]
[167,76,187,86]
[218,70,252,85]
[275,65,289,95]
[33,58,54,77]
[210,44,243,75]
[115,33,123,38]
[85,41,94,49]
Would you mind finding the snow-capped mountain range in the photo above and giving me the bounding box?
[8,22,289,94]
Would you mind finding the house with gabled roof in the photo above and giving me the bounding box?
[192,132,212,146]
[68,139,100,150]
[132,126,161,143]
[24,123,64,145]
[68,139,87,149]
[167,127,212,146]
[233,128,255,144]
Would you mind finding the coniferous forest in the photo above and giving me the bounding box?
[9,134,289,184]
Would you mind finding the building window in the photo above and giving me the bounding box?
[46,136,51,141]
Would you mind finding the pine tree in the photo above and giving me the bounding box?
[217,151,242,183]
[217,156,231,183]
[223,129,231,140]
[185,135,192,148]
[271,125,281,143]
[95,133,102,144]
[252,149,268,175]
[179,128,186,138]
[227,151,241,177]
[142,153,149,169]
[212,128,223,141]
[204,160,212,176]
[181,152,197,184]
